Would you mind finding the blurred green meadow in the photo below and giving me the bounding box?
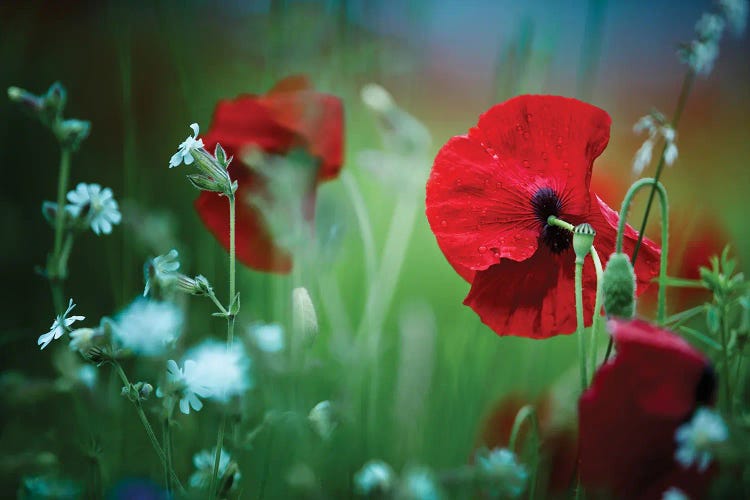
[1,1,749,498]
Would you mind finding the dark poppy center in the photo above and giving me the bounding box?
[531,187,571,254]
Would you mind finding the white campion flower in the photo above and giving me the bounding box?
[65,183,122,235]
[38,298,85,350]
[248,322,285,353]
[158,359,211,414]
[189,448,240,490]
[169,123,204,168]
[683,39,721,76]
[719,0,749,36]
[696,13,726,39]
[186,341,252,402]
[143,249,180,297]
[398,467,442,500]
[77,365,97,389]
[662,487,689,500]
[675,407,728,471]
[632,112,678,175]
[476,448,528,498]
[354,460,395,495]
[112,298,184,355]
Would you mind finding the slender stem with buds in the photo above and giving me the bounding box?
[49,148,72,314]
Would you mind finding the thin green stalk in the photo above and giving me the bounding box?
[575,259,588,391]
[508,405,539,500]
[341,171,377,288]
[720,304,733,416]
[110,362,185,493]
[631,70,694,264]
[49,148,72,314]
[587,246,604,381]
[163,417,173,497]
[209,416,227,499]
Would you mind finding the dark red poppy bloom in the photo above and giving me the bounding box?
[195,76,344,273]
[578,319,716,499]
[425,95,661,338]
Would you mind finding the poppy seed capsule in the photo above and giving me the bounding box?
[602,253,636,318]
[573,223,596,264]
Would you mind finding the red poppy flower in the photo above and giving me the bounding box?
[425,95,661,338]
[578,319,716,499]
[195,76,344,273]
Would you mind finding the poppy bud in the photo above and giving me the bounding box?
[602,252,636,318]
[573,223,596,264]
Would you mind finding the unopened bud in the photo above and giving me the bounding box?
[602,253,636,319]
[176,274,212,296]
[139,382,154,400]
[8,86,43,113]
[44,82,67,117]
[573,223,596,264]
[191,147,234,195]
[56,119,91,151]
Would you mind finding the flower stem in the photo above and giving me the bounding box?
[163,417,173,497]
[587,246,604,381]
[547,215,575,232]
[631,69,694,265]
[209,415,227,499]
[720,303,733,416]
[575,258,588,391]
[508,405,539,500]
[110,361,185,493]
[49,148,72,314]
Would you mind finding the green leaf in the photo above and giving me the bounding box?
[678,326,722,350]
[229,292,241,316]
[214,142,226,166]
[706,305,720,334]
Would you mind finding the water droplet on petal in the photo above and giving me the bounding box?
[522,160,530,168]
[526,113,533,121]
[478,245,487,254]
[440,220,448,228]
[495,182,502,190]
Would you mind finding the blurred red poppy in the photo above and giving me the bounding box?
[425,95,661,338]
[195,76,344,273]
[578,318,716,499]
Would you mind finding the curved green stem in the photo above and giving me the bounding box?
[547,215,575,232]
[508,405,539,500]
[632,69,694,264]
[588,246,604,381]
[227,193,237,344]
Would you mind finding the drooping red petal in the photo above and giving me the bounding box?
[578,319,713,499]
[194,165,293,274]
[259,90,344,181]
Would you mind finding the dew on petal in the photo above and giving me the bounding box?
[522,160,530,168]
[478,245,487,254]
[440,220,448,228]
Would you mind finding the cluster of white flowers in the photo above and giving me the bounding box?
[476,448,528,498]
[189,447,240,490]
[354,460,396,495]
[38,299,85,350]
[143,249,180,297]
[249,322,285,353]
[398,467,442,500]
[169,123,203,168]
[157,359,211,414]
[675,407,728,471]
[66,183,122,235]
[113,298,184,355]
[632,111,678,176]
[185,340,252,402]
[679,0,748,76]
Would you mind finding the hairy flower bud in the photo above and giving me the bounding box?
[602,253,636,318]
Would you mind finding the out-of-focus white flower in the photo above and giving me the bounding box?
[675,407,728,471]
[308,400,337,440]
[354,460,395,496]
[77,365,97,389]
[696,13,726,39]
[249,323,285,353]
[632,112,679,175]
[361,83,395,114]
[662,486,689,500]
[143,249,180,297]
[683,39,721,76]
[158,359,211,414]
[68,328,98,353]
[189,448,240,490]
[632,139,655,176]
[113,298,184,355]
[476,448,528,498]
[186,341,251,402]
[398,467,442,500]
[66,183,122,235]
[38,299,85,350]
[169,123,204,168]
[292,287,318,341]
[719,0,748,36]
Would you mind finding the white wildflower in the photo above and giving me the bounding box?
[76,365,97,389]
[696,13,726,39]
[308,400,337,440]
[719,0,748,36]
[675,407,728,471]
[354,460,395,495]
[249,323,285,353]
[189,448,240,490]
[65,183,122,235]
[361,83,395,114]
[38,298,85,350]
[143,249,180,297]
[663,487,689,500]
[68,327,99,353]
[169,123,203,168]
[632,138,655,176]
[398,467,442,500]
[632,112,679,174]
[683,38,721,76]
[476,448,528,498]
[186,341,251,402]
[158,359,211,414]
[113,298,184,355]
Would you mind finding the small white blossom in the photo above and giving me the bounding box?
[66,183,122,235]
[697,13,726,39]
[158,359,211,414]
[143,249,180,297]
[249,323,285,353]
[169,123,204,168]
[682,39,721,76]
[663,487,689,500]
[189,448,240,490]
[399,467,442,500]
[632,138,655,176]
[354,460,395,495]
[186,341,252,402]
[675,407,728,471]
[476,448,528,498]
[719,0,748,36]
[113,298,184,355]
[632,112,679,174]
[77,365,97,389]
[38,299,85,350]
[68,327,99,353]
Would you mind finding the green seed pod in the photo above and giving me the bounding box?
[573,223,596,264]
[602,252,636,318]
